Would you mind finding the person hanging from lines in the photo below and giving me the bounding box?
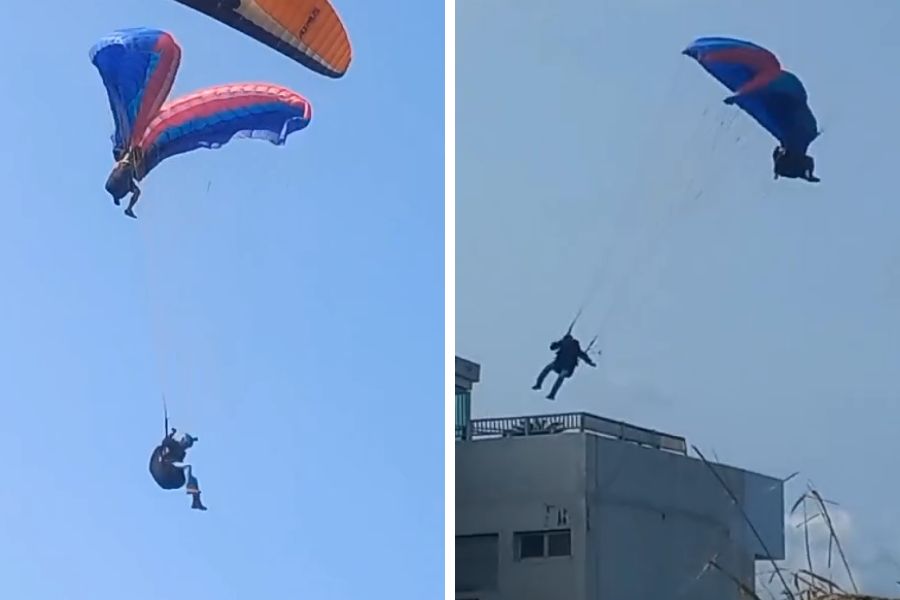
[772,145,819,182]
[91,28,179,220]
[149,426,208,511]
[104,148,144,219]
[532,332,598,400]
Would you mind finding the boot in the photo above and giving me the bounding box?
[191,493,208,511]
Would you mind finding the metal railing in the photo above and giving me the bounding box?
[461,412,687,455]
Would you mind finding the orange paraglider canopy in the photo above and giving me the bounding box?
[173,0,352,78]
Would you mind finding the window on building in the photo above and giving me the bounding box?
[547,530,571,556]
[517,532,545,558]
[456,533,499,592]
[514,529,572,560]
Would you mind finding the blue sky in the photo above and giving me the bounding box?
[0,1,442,598]
[458,0,900,593]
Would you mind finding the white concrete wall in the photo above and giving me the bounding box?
[742,470,785,560]
[457,431,784,600]
[584,435,779,599]
[456,433,588,600]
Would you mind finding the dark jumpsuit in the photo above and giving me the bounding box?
[533,335,596,400]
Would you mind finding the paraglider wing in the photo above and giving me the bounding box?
[683,37,818,153]
[172,0,352,78]
[135,82,312,178]
[89,28,182,159]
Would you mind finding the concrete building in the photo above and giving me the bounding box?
[456,356,480,440]
[455,356,785,600]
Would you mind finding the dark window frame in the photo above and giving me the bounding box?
[513,528,572,560]
[547,530,571,557]
[517,531,545,558]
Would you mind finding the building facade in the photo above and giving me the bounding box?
[456,356,480,440]
[456,410,785,600]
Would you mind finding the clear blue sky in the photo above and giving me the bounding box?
[458,0,900,593]
[0,1,442,598]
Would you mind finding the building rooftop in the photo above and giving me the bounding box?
[455,356,481,392]
[462,410,688,455]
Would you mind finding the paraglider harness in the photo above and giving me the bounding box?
[106,148,140,195]
[149,401,196,490]
[158,429,191,463]
[550,317,600,377]
[773,146,819,183]
[553,336,598,376]
[104,146,150,220]
[150,436,188,490]
[532,321,600,400]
